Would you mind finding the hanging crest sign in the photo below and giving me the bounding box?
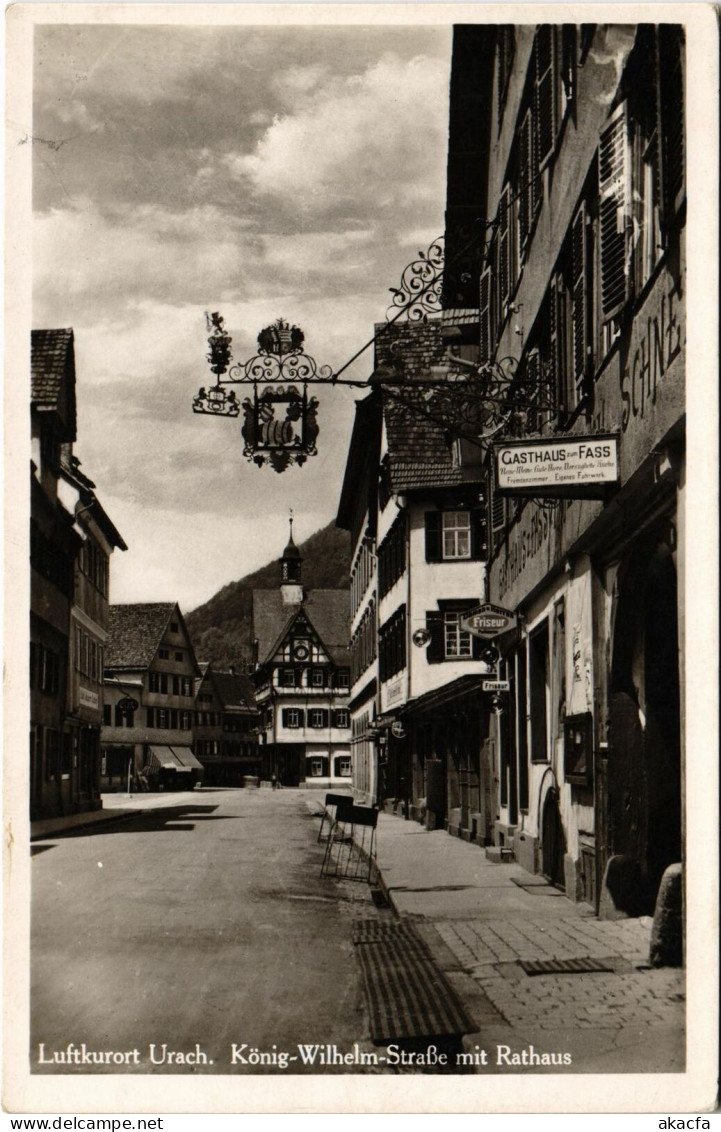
[460,603,516,638]
[494,434,620,497]
[192,315,331,473]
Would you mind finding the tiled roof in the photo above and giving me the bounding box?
[382,386,470,492]
[105,603,177,669]
[213,671,257,711]
[31,328,74,408]
[253,589,349,668]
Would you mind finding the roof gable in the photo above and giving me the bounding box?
[253,589,349,669]
[106,603,198,672]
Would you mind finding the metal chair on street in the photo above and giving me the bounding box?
[320,803,378,883]
[317,792,353,842]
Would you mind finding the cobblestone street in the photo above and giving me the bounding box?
[433,917,684,1033]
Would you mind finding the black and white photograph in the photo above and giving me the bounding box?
[4,2,718,1116]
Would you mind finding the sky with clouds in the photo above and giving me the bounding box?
[33,20,452,611]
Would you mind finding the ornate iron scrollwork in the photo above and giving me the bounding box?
[192,315,328,472]
[386,237,444,323]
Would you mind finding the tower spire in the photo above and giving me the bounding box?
[280,511,302,603]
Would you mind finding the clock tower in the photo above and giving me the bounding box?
[280,515,303,605]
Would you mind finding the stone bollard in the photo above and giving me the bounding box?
[649,862,684,967]
[598,854,645,919]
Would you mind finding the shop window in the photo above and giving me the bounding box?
[529,622,550,762]
[45,729,59,781]
[515,647,529,811]
[552,599,566,747]
[564,712,593,785]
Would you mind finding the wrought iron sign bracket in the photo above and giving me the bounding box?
[193,314,336,473]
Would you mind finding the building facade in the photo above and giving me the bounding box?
[101,602,204,790]
[194,664,260,785]
[338,321,495,833]
[252,526,351,788]
[443,23,685,914]
[60,453,127,813]
[30,329,125,819]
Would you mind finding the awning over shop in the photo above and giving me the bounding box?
[400,675,485,718]
[148,746,203,772]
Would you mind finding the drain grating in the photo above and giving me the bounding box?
[519,957,617,976]
[353,919,421,944]
[353,921,476,1040]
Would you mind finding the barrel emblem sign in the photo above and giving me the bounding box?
[117,697,139,714]
[460,603,516,638]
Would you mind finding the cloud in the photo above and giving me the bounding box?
[32,25,451,606]
[225,53,450,225]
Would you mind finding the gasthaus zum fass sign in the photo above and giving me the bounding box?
[495,434,619,495]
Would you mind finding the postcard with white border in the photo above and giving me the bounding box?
[4,2,719,1116]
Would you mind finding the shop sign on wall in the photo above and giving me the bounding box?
[460,603,516,638]
[495,434,619,497]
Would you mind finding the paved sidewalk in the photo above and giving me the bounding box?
[310,797,685,1074]
[30,788,212,840]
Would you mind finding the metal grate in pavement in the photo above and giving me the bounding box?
[519,957,617,976]
[353,921,477,1040]
[352,919,420,944]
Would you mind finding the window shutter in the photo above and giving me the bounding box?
[520,351,534,435]
[479,268,492,362]
[599,105,631,319]
[491,464,506,538]
[281,709,289,727]
[297,710,305,727]
[560,25,576,110]
[657,27,685,227]
[571,200,588,401]
[426,612,444,664]
[550,273,562,414]
[519,110,533,249]
[498,184,511,305]
[321,710,329,728]
[470,507,488,561]
[424,511,442,562]
[535,25,558,167]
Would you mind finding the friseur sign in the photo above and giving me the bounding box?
[460,603,516,638]
[494,433,619,497]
